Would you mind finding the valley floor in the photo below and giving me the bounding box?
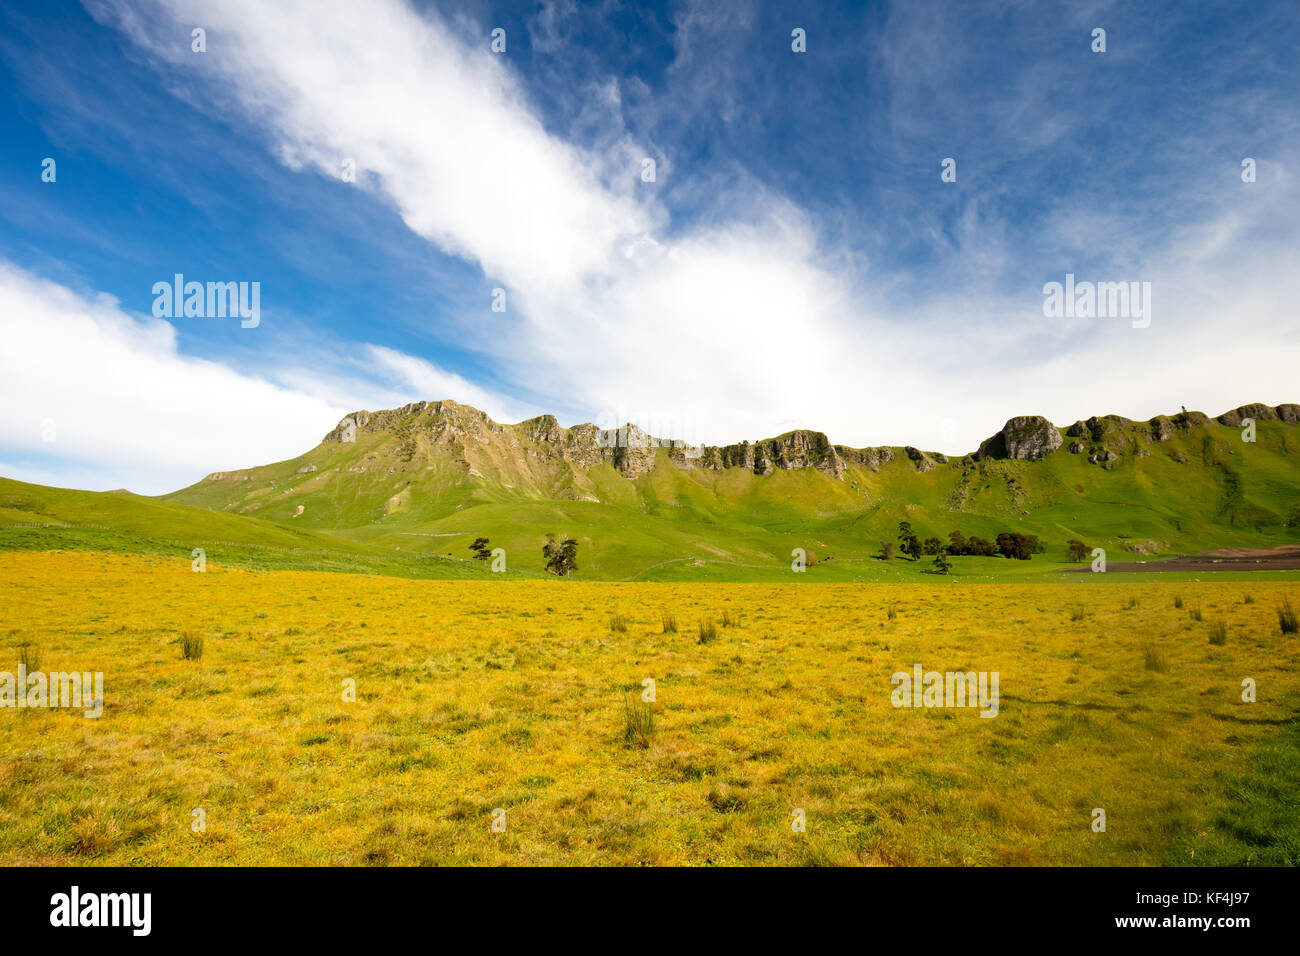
[1,551,1297,865]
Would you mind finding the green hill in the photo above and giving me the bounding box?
[0,476,526,579]
[128,398,1300,580]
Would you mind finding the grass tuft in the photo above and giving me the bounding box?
[1208,621,1227,646]
[1142,642,1169,673]
[706,782,747,813]
[17,641,41,672]
[181,631,204,660]
[698,617,717,644]
[1278,599,1298,635]
[622,694,653,749]
[661,610,677,634]
[608,614,628,633]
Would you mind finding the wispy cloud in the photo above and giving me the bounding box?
[0,260,521,493]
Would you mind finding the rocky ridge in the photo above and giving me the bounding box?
[297,399,1299,483]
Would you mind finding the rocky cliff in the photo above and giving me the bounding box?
[311,399,1298,482]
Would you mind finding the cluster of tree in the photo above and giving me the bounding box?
[882,523,1045,562]
[1066,539,1090,562]
[471,534,581,575]
[947,530,1043,560]
[543,533,579,576]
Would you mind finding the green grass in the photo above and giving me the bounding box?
[0,477,535,581]
[1164,699,1300,865]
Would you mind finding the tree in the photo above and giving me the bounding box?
[921,537,944,556]
[932,552,951,574]
[898,521,922,560]
[947,530,968,556]
[1010,533,1033,560]
[878,541,894,560]
[995,532,1034,561]
[469,537,491,562]
[543,533,579,576]
[1067,539,1089,562]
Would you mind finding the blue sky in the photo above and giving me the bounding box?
[1,0,1298,493]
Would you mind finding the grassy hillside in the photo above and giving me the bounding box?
[158,401,1300,580]
[0,477,527,579]
[4,400,1297,581]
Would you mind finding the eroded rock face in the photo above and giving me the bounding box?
[757,430,844,477]
[1217,403,1280,427]
[311,398,1295,486]
[696,431,843,477]
[978,416,1063,460]
[518,414,565,444]
[603,425,657,478]
[836,446,894,471]
[1083,415,1132,443]
[903,446,937,472]
[1149,416,1174,441]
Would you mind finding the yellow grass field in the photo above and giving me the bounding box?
[1,551,1296,866]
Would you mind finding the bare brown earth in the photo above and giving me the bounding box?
[1072,545,1300,573]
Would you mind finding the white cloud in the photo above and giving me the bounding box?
[0,261,519,494]
[86,0,655,301]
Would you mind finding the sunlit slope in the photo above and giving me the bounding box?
[158,401,1300,579]
[0,476,516,579]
